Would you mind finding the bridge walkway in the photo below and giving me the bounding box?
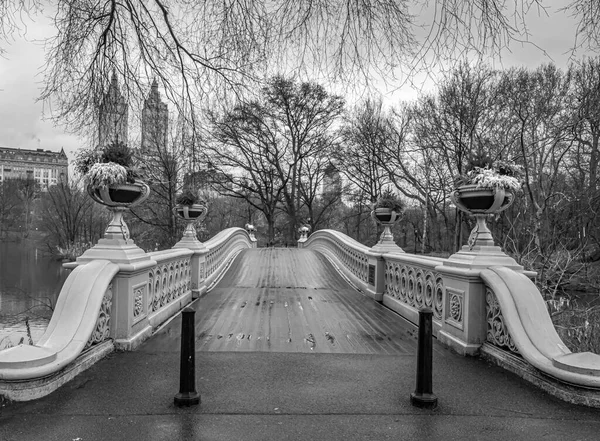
[146,248,418,354]
[2,248,599,440]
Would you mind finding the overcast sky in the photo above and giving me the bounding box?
[0,1,593,160]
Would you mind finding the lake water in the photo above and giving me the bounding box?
[0,241,69,349]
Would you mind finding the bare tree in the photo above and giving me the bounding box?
[497,64,572,255]
[2,1,580,136]
[37,178,107,251]
[208,76,344,244]
[207,104,286,245]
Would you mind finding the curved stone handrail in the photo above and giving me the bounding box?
[303,229,370,291]
[204,227,255,287]
[0,260,119,381]
[482,266,600,388]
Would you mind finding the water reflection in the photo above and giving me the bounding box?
[0,241,69,348]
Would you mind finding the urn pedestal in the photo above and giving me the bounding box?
[446,184,522,270]
[371,207,404,253]
[172,204,209,298]
[74,181,151,265]
[172,204,208,252]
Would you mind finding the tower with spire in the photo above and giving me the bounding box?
[141,79,169,154]
[98,73,129,148]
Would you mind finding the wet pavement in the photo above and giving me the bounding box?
[1,249,600,440]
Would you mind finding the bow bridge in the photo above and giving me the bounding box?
[1,219,600,408]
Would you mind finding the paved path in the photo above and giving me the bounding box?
[1,248,600,440]
[148,248,417,354]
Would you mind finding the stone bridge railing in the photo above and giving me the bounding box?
[302,228,600,406]
[0,226,256,401]
[300,229,370,292]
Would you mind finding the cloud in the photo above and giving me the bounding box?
[0,16,80,160]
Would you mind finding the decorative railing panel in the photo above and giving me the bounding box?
[203,227,254,286]
[384,259,445,322]
[85,282,113,349]
[147,252,191,314]
[303,230,369,288]
[485,287,519,354]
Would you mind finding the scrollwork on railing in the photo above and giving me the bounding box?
[303,230,369,285]
[206,241,228,279]
[384,261,444,321]
[148,257,191,313]
[85,282,113,349]
[486,287,519,354]
[334,241,369,283]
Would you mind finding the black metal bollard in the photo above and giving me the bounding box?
[410,307,438,409]
[174,307,200,407]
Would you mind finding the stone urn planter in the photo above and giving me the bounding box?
[451,184,514,215]
[451,184,515,249]
[173,204,207,221]
[370,189,404,252]
[173,202,208,245]
[372,207,402,225]
[87,181,150,241]
[87,181,150,208]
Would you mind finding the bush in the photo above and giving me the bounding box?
[176,189,199,206]
[375,188,404,212]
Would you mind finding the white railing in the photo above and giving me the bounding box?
[481,267,600,389]
[0,226,255,401]
[302,229,370,291]
[145,249,193,329]
[203,227,255,287]
[382,254,446,331]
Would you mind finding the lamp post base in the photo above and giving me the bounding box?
[410,392,438,409]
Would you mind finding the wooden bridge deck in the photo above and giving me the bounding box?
[152,248,418,355]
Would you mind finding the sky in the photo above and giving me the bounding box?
[0,1,593,161]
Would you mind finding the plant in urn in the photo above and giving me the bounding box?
[172,189,208,250]
[448,151,524,269]
[371,188,404,252]
[70,141,150,264]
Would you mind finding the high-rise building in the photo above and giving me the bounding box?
[0,147,68,190]
[141,79,168,154]
[98,73,129,148]
[322,163,342,195]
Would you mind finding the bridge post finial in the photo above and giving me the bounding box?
[297,225,310,248]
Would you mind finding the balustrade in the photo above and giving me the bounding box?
[302,230,369,290]
[383,257,445,325]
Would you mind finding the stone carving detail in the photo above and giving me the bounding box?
[85,282,113,349]
[444,287,464,329]
[199,261,205,281]
[148,257,191,313]
[486,287,519,354]
[329,239,368,283]
[384,262,444,322]
[449,292,462,322]
[133,287,144,318]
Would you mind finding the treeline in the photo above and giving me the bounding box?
[6,59,600,291]
[201,60,600,290]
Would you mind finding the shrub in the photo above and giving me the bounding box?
[176,189,199,206]
[375,188,404,212]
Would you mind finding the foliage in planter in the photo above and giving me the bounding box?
[374,188,404,212]
[176,189,200,206]
[455,151,523,192]
[87,162,128,189]
[74,141,139,188]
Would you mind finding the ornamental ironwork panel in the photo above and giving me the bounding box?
[85,282,113,349]
[445,287,464,330]
[486,287,519,354]
[384,261,444,321]
[148,256,191,313]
